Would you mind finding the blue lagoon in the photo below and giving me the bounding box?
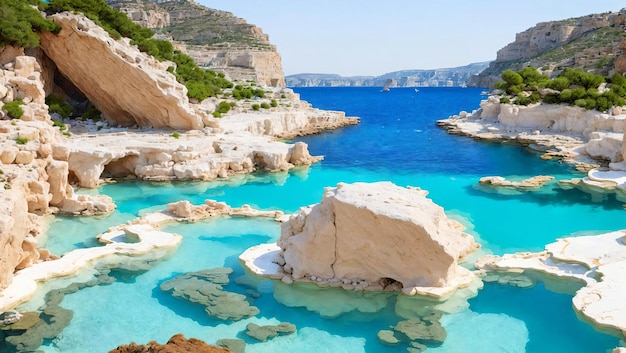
[33,87,626,352]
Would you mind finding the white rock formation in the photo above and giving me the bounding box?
[39,12,206,130]
[475,230,626,338]
[439,98,626,171]
[242,182,479,298]
[0,52,115,290]
[61,130,321,188]
[0,199,281,311]
[219,108,359,139]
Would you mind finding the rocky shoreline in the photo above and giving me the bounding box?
[438,95,626,348]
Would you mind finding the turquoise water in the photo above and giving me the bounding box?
[29,87,626,352]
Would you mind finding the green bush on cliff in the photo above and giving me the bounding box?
[0,0,60,48]
[45,0,233,101]
[496,66,626,111]
[3,99,24,119]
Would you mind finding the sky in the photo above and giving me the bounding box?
[197,1,625,77]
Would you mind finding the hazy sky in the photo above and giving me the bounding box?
[197,1,625,76]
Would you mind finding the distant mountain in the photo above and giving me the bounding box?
[470,9,626,88]
[286,62,490,87]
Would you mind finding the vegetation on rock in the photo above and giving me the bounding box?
[0,0,60,48]
[3,99,24,119]
[46,94,72,119]
[495,67,626,112]
[43,0,233,101]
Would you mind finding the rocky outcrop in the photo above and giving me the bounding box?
[286,62,490,88]
[61,129,321,188]
[107,0,286,87]
[219,108,359,139]
[39,12,206,130]
[183,45,286,88]
[479,175,555,189]
[109,334,231,353]
[0,52,116,290]
[438,97,626,170]
[471,9,626,87]
[241,182,479,298]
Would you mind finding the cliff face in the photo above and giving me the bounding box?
[286,62,490,87]
[471,9,626,87]
[0,50,116,289]
[39,12,207,130]
[106,0,286,87]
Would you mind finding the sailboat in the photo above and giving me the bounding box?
[381,79,392,92]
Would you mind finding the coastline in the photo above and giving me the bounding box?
[438,95,626,342]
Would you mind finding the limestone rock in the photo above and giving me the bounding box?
[0,179,38,289]
[277,182,479,296]
[478,175,555,189]
[160,268,259,321]
[39,12,205,130]
[109,334,231,353]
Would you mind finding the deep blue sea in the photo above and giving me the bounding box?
[31,87,626,353]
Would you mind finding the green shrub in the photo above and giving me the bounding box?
[52,119,67,131]
[0,0,61,48]
[80,107,101,121]
[260,102,270,109]
[212,111,222,118]
[46,94,72,118]
[546,77,570,91]
[3,99,24,119]
[216,101,231,114]
[270,99,277,107]
[171,131,180,139]
[501,70,523,85]
[15,136,28,145]
[251,104,260,111]
[499,97,510,104]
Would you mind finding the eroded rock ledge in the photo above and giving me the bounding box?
[438,96,626,171]
[241,182,480,298]
[0,199,282,312]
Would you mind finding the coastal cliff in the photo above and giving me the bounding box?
[471,9,626,87]
[106,0,286,87]
[0,3,357,292]
[286,62,489,88]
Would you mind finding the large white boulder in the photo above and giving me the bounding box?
[276,182,479,296]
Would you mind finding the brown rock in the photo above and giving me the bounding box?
[108,334,232,353]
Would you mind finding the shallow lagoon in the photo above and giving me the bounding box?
[33,87,626,352]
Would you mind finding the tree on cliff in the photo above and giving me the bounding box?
[0,0,60,48]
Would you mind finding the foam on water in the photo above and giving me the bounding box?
[32,87,625,352]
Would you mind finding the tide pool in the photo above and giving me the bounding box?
[30,87,626,352]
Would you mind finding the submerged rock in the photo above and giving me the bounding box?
[159,268,259,321]
[393,316,446,344]
[215,338,246,353]
[109,333,231,353]
[1,306,72,353]
[244,322,296,342]
[377,329,400,346]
